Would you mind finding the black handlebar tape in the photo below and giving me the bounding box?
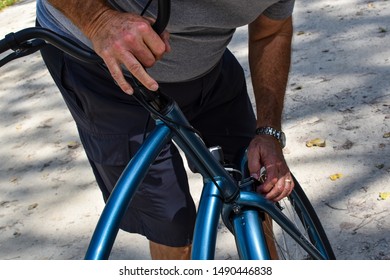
[0,28,102,63]
[152,0,171,35]
[0,32,18,54]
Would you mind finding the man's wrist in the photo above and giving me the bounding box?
[255,126,286,148]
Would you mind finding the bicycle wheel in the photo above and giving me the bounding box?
[264,175,336,260]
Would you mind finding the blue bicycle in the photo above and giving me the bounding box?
[0,0,335,260]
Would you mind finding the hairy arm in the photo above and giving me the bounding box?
[247,15,294,201]
[48,0,170,94]
[249,14,292,130]
[48,0,111,36]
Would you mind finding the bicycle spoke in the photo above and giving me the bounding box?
[262,197,325,260]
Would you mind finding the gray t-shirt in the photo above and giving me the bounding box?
[36,0,295,82]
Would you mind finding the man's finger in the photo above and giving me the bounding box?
[121,51,159,91]
[104,57,134,95]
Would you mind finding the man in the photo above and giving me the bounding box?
[36,0,295,259]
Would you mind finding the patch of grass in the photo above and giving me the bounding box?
[0,0,18,11]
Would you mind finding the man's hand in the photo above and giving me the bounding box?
[48,0,170,94]
[247,135,293,202]
[86,9,171,95]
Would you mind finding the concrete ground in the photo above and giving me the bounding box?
[0,0,389,260]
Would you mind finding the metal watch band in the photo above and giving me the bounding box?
[255,126,286,148]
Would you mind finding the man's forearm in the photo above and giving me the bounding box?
[248,15,293,130]
[48,0,113,38]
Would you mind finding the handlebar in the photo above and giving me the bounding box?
[0,0,170,62]
[152,0,171,34]
[0,27,102,64]
[0,0,172,113]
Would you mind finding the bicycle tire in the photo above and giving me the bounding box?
[266,175,336,260]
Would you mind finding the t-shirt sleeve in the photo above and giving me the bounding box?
[263,0,295,20]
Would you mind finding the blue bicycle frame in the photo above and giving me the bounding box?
[84,91,326,260]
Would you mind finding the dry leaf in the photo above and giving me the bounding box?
[378,192,390,200]
[306,138,326,147]
[384,132,390,138]
[375,164,385,169]
[330,173,343,181]
[28,203,38,210]
[67,141,80,149]
[9,177,18,183]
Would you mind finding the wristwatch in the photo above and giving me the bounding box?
[255,126,286,148]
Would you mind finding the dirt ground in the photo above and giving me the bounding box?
[0,0,389,260]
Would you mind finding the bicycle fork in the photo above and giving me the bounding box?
[191,177,271,260]
[191,147,271,260]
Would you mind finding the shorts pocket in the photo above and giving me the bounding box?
[78,129,131,166]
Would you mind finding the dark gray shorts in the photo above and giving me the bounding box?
[40,45,256,247]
